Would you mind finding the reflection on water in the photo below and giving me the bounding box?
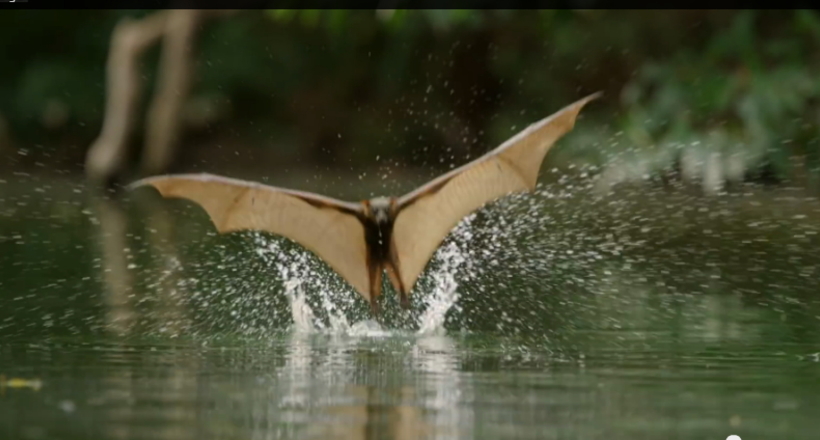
[1,175,820,439]
[233,333,471,440]
[1,328,819,440]
[0,333,474,440]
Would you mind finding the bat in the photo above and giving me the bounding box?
[128,93,599,315]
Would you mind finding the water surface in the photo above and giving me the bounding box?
[1,175,819,439]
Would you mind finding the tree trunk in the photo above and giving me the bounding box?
[140,10,202,177]
[85,12,170,185]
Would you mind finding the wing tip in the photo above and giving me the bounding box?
[566,91,602,117]
[584,90,604,102]
[523,91,601,133]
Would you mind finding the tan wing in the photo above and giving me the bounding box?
[129,173,374,301]
[391,93,600,293]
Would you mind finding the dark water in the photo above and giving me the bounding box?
[1,175,820,439]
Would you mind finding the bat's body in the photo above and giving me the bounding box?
[359,196,406,314]
[129,94,599,315]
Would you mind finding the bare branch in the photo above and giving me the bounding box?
[140,10,202,177]
[85,12,169,184]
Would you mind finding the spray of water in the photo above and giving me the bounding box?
[201,174,610,338]
[416,240,464,335]
[247,214,476,336]
[113,168,820,342]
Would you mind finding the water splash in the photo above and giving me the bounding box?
[254,237,354,334]
[282,279,316,333]
[247,215,478,336]
[117,172,820,341]
[240,183,605,337]
[416,240,465,335]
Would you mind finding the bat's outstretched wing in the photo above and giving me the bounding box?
[129,173,373,301]
[390,93,600,294]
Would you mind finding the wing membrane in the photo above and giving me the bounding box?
[130,173,373,300]
[391,93,599,292]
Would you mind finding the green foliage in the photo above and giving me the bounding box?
[1,10,819,186]
[619,10,820,183]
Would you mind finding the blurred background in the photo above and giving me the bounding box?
[2,9,820,195]
[2,12,820,439]
[3,8,820,335]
